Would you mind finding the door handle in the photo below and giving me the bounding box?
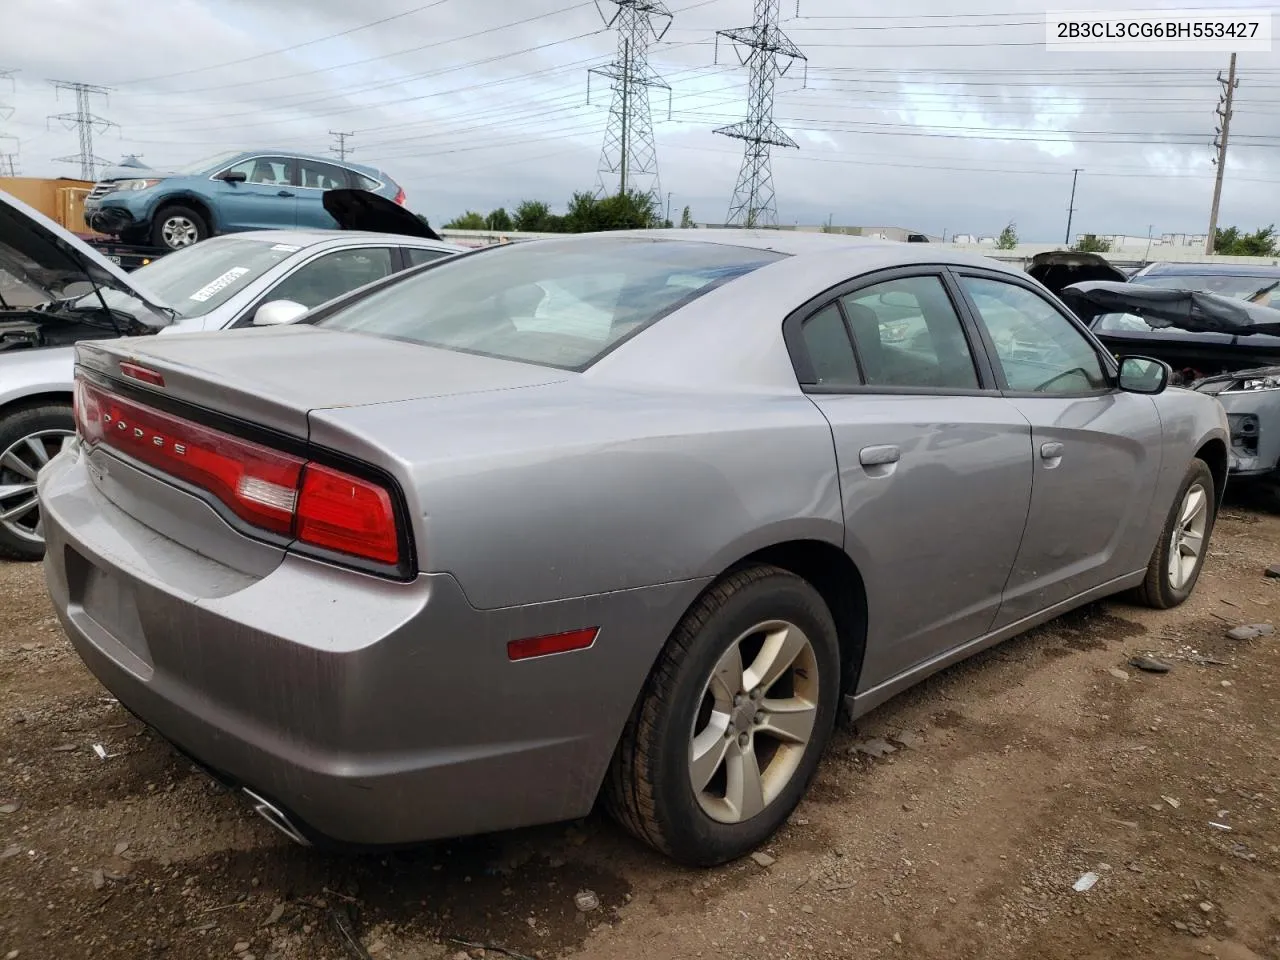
[859,444,901,467]
[277,190,295,197]
[1040,441,1064,460]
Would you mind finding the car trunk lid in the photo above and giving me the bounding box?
[75,324,570,437]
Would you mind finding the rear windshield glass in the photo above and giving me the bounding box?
[307,238,786,369]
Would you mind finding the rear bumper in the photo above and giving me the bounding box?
[39,444,703,846]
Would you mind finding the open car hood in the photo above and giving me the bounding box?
[1060,280,1280,337]
[0,188,171,325]
[1026,251,1128,295]
[322,188,442,240]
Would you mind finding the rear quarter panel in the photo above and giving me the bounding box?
[307,379,845,609]
[0,346,76,410]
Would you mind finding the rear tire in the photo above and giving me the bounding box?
[151,204,208,250]
[1136,458,1216,609]
[0,403,75,562]
[604,564,840,866]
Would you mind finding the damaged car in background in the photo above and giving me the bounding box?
[1059,271,1280,486]
[0,187,462,560]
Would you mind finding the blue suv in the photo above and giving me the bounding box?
[83,150,408,251]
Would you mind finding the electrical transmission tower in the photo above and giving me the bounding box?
[47,80,116,181]
[714,0,806,228]
[330,130,354,161]
[588,0,673,206]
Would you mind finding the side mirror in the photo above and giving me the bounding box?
[252,300,309,326]
[1117,355,1170,395]
[220,170,247,184]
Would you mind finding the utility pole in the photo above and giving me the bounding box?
[1206,52,1238,256]
[666,191,673,223]
[47,80,115,180]
[588,1,672,206]
[715,0,807,227]
[1064,168,1081,245]
[329,130,354,161]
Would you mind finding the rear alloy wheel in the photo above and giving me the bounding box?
[605,564,840,866]
[1136,458,1216,609]
[0,404,75,561]
[152,205,208,250]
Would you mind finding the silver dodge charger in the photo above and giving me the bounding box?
[39,230,1229,866]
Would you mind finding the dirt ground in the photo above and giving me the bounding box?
[2,497,1279,960]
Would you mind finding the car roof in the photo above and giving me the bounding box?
[203,229,463,251]
[520,228,1029,274]
[1138,261,1280,277]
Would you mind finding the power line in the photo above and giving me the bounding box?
[116,0,456,85]
[589,0,674,202]
[715,0,805,227]
[1206,54,1239,255]
[47,80,116,180]
[329,130,354,161]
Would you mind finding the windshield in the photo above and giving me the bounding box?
[73,235,304,320]
[173,150,246,176]
[1095,273,1280,333]
[309,238,786,370]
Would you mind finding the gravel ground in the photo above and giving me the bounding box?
[2,495,1279,960]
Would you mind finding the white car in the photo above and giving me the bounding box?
[0,188,464,559]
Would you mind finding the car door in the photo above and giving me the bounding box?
[212,156,298,231]
[294,159,352,229]
[788,268,1035,688]
[226,245,398,326]
[952,269,1163,627]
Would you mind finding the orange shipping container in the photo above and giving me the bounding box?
[0,176,107,237]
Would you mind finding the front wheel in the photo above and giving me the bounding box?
[151,204,208,250]
[1136,458,1216,609]
[605,565,841,866]
[0,403,75,561]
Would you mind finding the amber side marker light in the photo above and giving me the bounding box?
[507,628,599,662]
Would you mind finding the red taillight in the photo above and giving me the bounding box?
[393,187,406,206]
[75,375,402,569]
[296,464,399,565]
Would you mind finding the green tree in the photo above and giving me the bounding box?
[514,200,552,232]
[995,221,1018,250]
[443,210,486,230]
[485,207,513,232]
[1073,233,1112,253]
[1214,224,1278,257]
[679,205,696,228]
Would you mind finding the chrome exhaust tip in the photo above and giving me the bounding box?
[242,788,311,847]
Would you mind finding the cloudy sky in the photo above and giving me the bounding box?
[1,0,1277,241]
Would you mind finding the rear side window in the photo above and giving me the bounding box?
[350,172,382,191]
[403,247,452,268]
[800,305,860,387]
[309,239,785,370]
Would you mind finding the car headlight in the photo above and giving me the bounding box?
[114,179,162,192]
[1232,375,1280,392]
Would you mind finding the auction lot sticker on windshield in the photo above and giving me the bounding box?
[1047,10,1271,52]
[189,267,250,303]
